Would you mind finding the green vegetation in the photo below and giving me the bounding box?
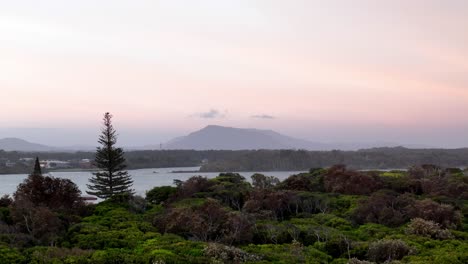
[0,163,467,263]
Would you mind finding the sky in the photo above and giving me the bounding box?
[1,0,468,147]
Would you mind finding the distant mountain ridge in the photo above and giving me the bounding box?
[163,125,413,151]
[164,125,327,150]
[0,138,57,152]
[0,127,435,152]
[163,125,436,151]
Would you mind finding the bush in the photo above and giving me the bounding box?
[156,199,253,244]
[175,176,214,199]
[251,174,280,189]
[146,186,177,205]
[127,195,148,213]
[279,173,324,192]
[137,233,208,263]
[324,166,381,195]
[0,195,12,207]
[348,258,374,264]
[243,190,298,220]
[26,246,93,263]
[406,218,452,239]
[242,243,331,263]
[0,245,25,264]
[368,239,411,263]
[13,174,84,213]
[89,248,149,264]
[204,243,261,263]
[410,199,461,229]
[353,191,414,227]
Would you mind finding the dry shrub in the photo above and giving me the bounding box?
[368,239,411,263]
[204,243,261,264]
[406,218,452,240]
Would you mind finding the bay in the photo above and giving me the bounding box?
[0,167,305,197]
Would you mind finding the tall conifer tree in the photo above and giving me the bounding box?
[33,157,42,176]
[86,112,134,199]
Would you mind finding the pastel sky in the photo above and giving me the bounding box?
[1,0,468,147]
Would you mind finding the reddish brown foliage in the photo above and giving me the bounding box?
[14,174,84,213]
[173,176,214,200]
[353,191,415,227]
[353,190,461,228]
[324,165,381,195]
[156,199,253,244]
[409,199,462,228]
[243,189,298,220]
[10,197,63,245]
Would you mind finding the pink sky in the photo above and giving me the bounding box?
[1,1,468,147]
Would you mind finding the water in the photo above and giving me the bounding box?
[0,167,305,197]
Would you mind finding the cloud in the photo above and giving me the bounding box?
[193,109,227,119]
[251,114,276,119]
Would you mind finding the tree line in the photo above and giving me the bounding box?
[4,147,468,175]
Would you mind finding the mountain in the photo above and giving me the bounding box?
[164,125,331,150]
[0,138,58,152]
[163,125,433,151]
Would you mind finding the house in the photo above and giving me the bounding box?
[5,161,16,167]
[0,158,8,166]
[41,160,71,169]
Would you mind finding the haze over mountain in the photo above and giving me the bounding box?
[0,138,58,152]
[163,125,427,151]
[0,126,434,152]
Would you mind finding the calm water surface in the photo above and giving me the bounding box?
[0,167,305,197]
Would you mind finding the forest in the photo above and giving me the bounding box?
[0,163,467,263]
[4,147,468,174]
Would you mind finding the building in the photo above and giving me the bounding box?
[41,160,72,169]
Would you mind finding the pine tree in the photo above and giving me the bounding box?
[86,112,134,199]
[33,157,42,175]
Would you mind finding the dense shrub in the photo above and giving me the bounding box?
[353,191,414,227]
[0,244,25,264]
[324,165,381,195]
[127,195,148,213]
[10,199,64,245]
[368,239,411,263]
[243,190,298,220]
[348,258,374,264]
[251,174,280,189]
[242,243,332,263]
[208,173,251,210]
[175,176,214,199]
[14,174,84,213]
[1,163,467,263]
[204,243,261,263]
[0,195,12,207]
[146,186,177,205]
[156,199,253,244]
[138,233,208,263]
[279,172,325,192]
[406,165,468,199]
[409,199,461,228]
[406,218,452,239]
[25,247,93,263]
[88,248,149,264]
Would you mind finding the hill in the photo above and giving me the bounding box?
[163,125,419,150]
[0,138,57,152]
[164,125,332,150]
